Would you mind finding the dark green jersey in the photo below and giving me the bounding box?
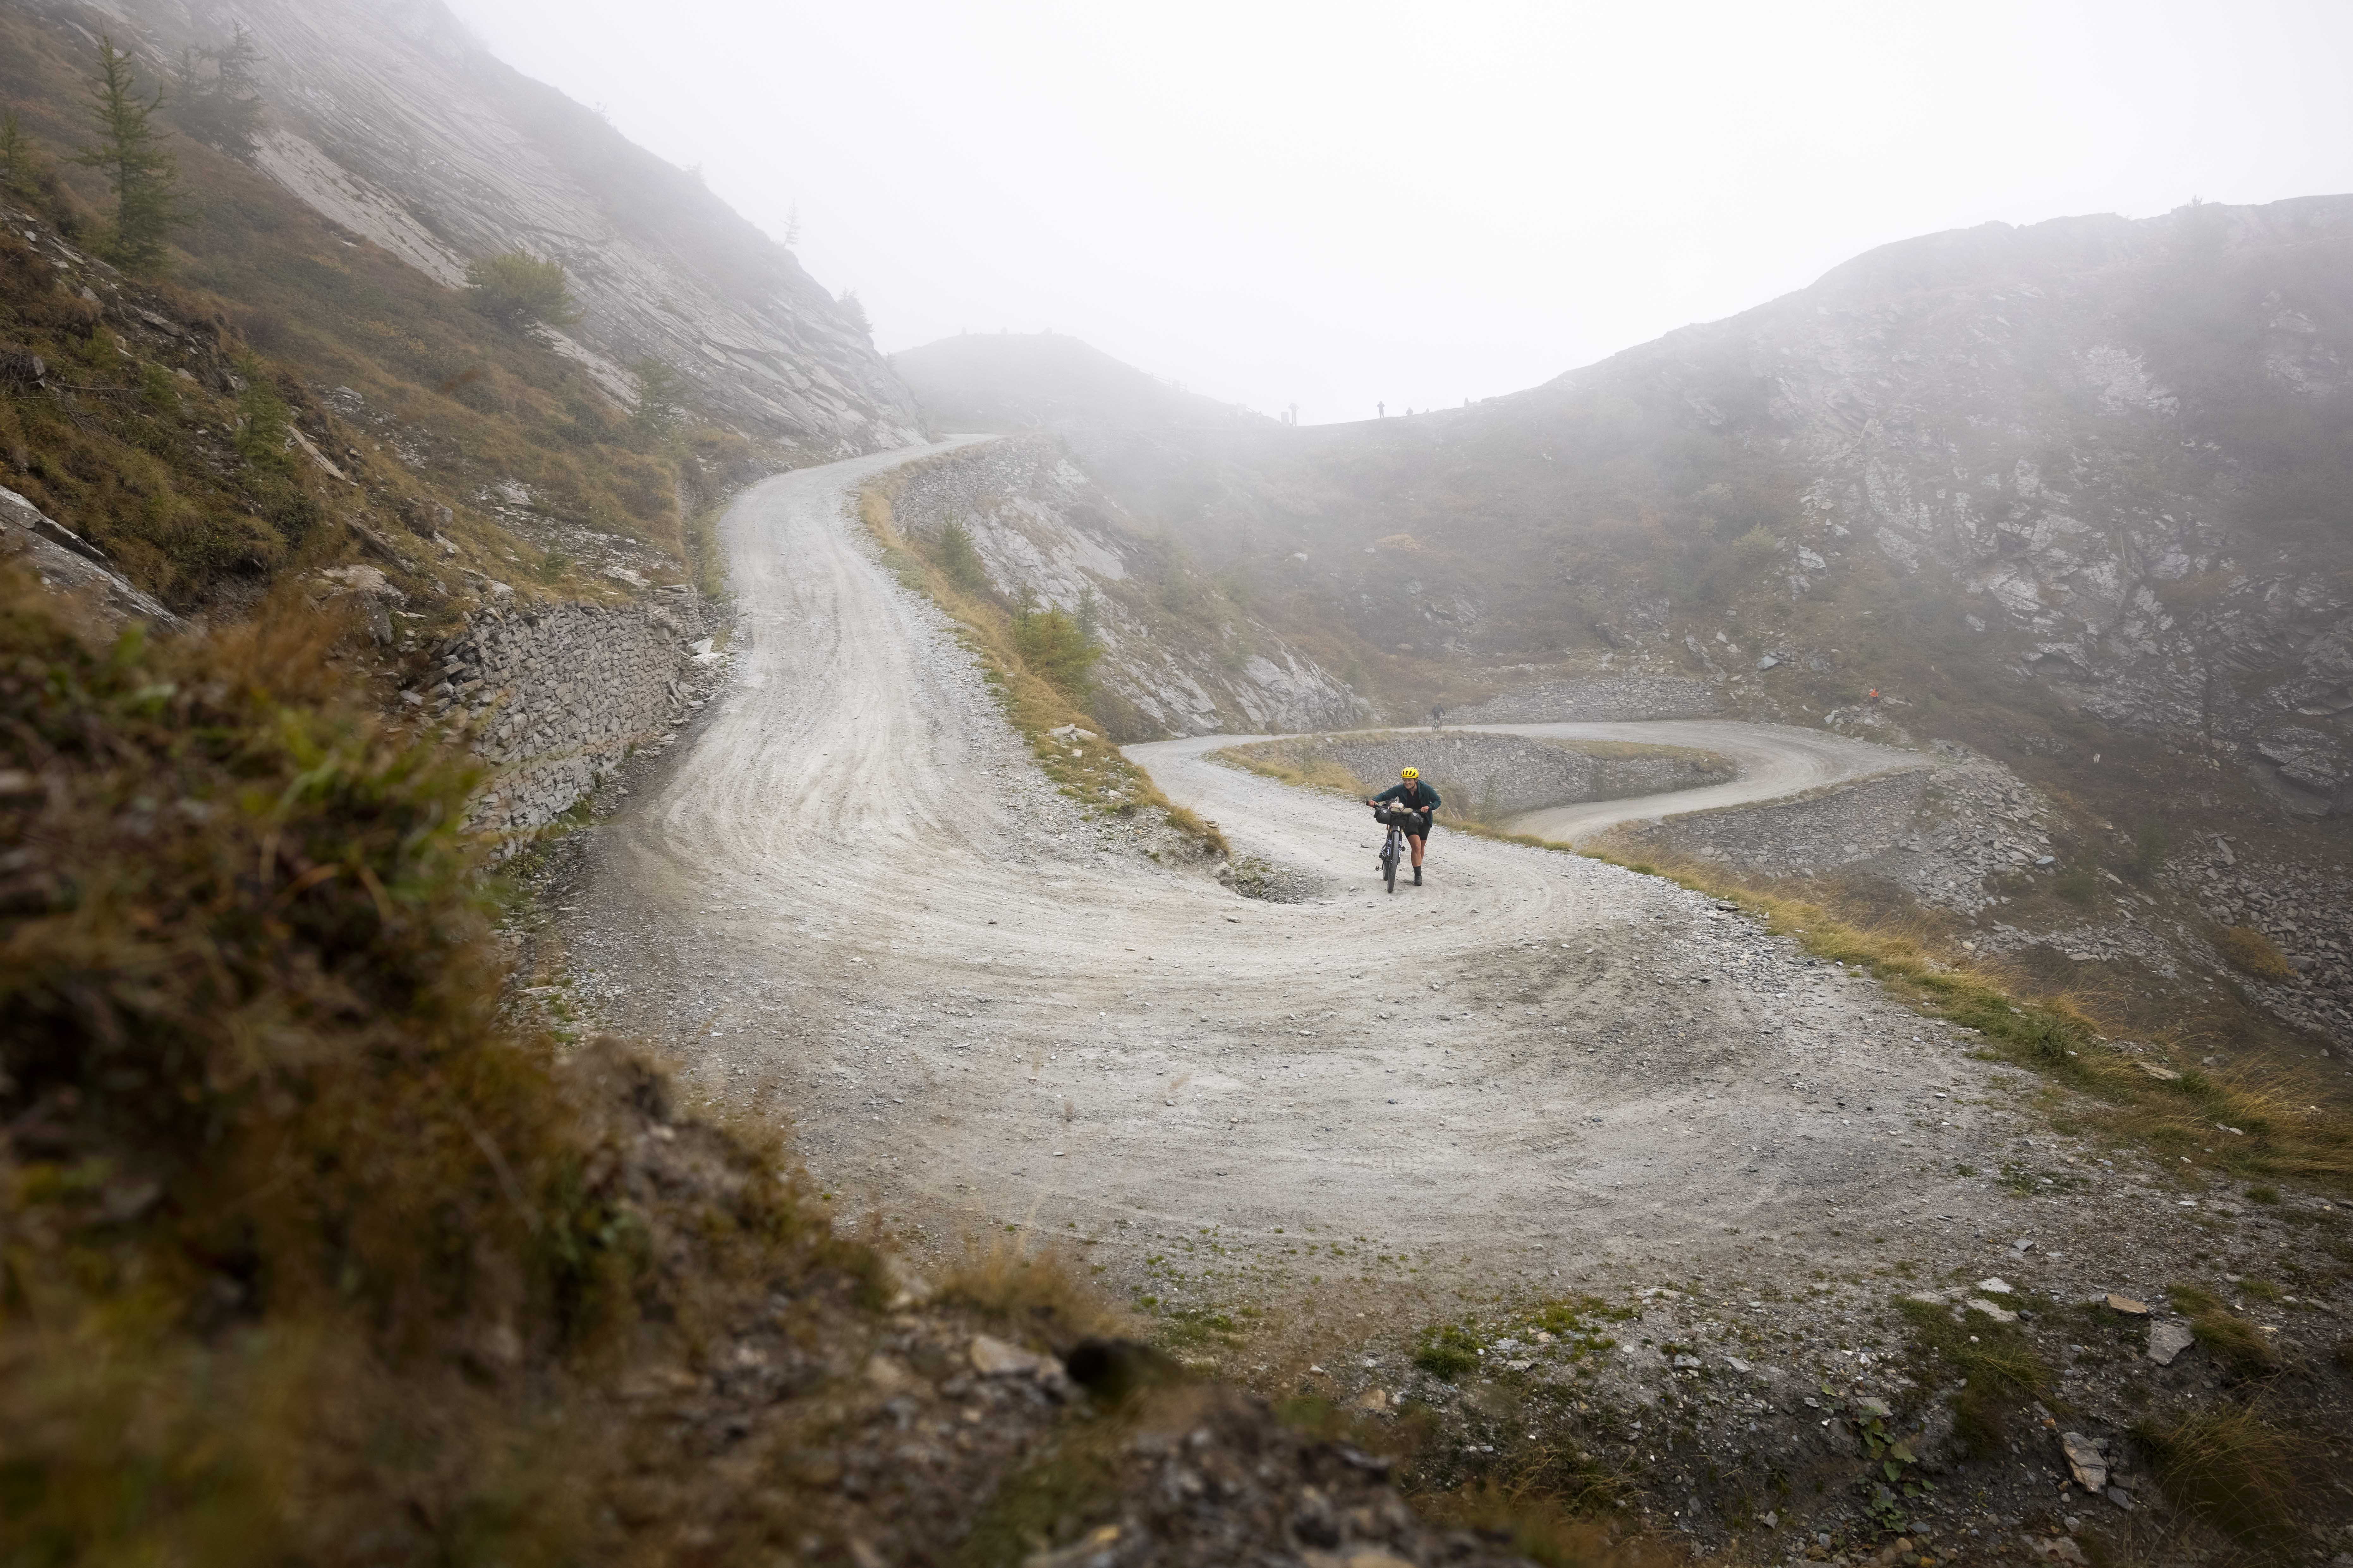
[1373,780,1440,812]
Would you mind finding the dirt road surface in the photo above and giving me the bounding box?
[557,444,2172,1319]
[1492,721,1927,843]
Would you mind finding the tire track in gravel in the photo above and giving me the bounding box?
[557,442,2161,1312]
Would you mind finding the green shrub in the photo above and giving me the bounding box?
[2168,1284,2278,1379]
[1897,1297,2053,1456]
[1413,1323,1484,1380]
[232,362,292,473]
[1013,599,1098,697]
[1696,524,1781,601]
[465,250,581,329]
[936,518,992,595]
[2215,926,2294,982]
[629,356,688,439]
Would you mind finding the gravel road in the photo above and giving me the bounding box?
[556,444,2174,1316]
[1131,721,1923,852]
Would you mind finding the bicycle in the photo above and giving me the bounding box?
[1371,804,1423,894]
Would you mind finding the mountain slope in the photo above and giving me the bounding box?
[978,198,2353,813]
[55,0,920,456]
[893,330,1274,434]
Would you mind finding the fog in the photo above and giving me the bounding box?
[443,0,2353,425]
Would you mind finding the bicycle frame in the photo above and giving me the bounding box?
[1374,809,1410,892]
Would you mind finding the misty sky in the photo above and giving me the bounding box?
[444,0,2353,425]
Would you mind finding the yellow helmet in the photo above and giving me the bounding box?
[1400,767,1419,779]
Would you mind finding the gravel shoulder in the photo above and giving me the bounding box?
[555,444,2287,1351]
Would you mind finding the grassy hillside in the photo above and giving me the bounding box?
[0,565,805,1559]
[0,3,761,621]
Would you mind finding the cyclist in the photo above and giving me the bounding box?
[1366,767,1441,885]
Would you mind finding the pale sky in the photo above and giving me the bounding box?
[442,0,2353,425]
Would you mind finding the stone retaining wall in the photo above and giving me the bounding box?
[1617,769,1931,873]
[1445,676,1720,724]
[421,585,709,848]
[1237,730,1733,817]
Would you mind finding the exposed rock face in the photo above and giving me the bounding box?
[1445,675,1719,723]
[885,438,1367,737]
[0,485,176,627]
[1620,742,2059,914]
[77,0,920,455]
[1543,196,2353,807]
[2168,841,2353,1045]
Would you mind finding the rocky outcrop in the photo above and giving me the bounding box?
[1540,196,2353,807]
[1618,743,2058,914]
[421,587,713,849]
[886,437,1368,737]
[73,0,920,456]
[0,485,177,627]
[1445,675,1719,724]
[2167,841,2353,1046]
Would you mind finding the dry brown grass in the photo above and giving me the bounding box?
[0,570,866,1562]
[1212,745,1368,798]
[2165,1285,2281,1380]
[935,1230,1137,1348]
[2133,1402,2305,1551]
[2215,924,2295,981]
[1414,1482,1659,1568]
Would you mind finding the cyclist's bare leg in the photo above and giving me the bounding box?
[1407,832,1426,869]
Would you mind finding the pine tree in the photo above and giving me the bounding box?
[0,112,45,201]
[936,519,990,595]
[1012,599,1098,696]
[173,24,266,154]
[839,290,872,339]
[464,251,580,330]
[73,35,185,270]
[631,357,688,439]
